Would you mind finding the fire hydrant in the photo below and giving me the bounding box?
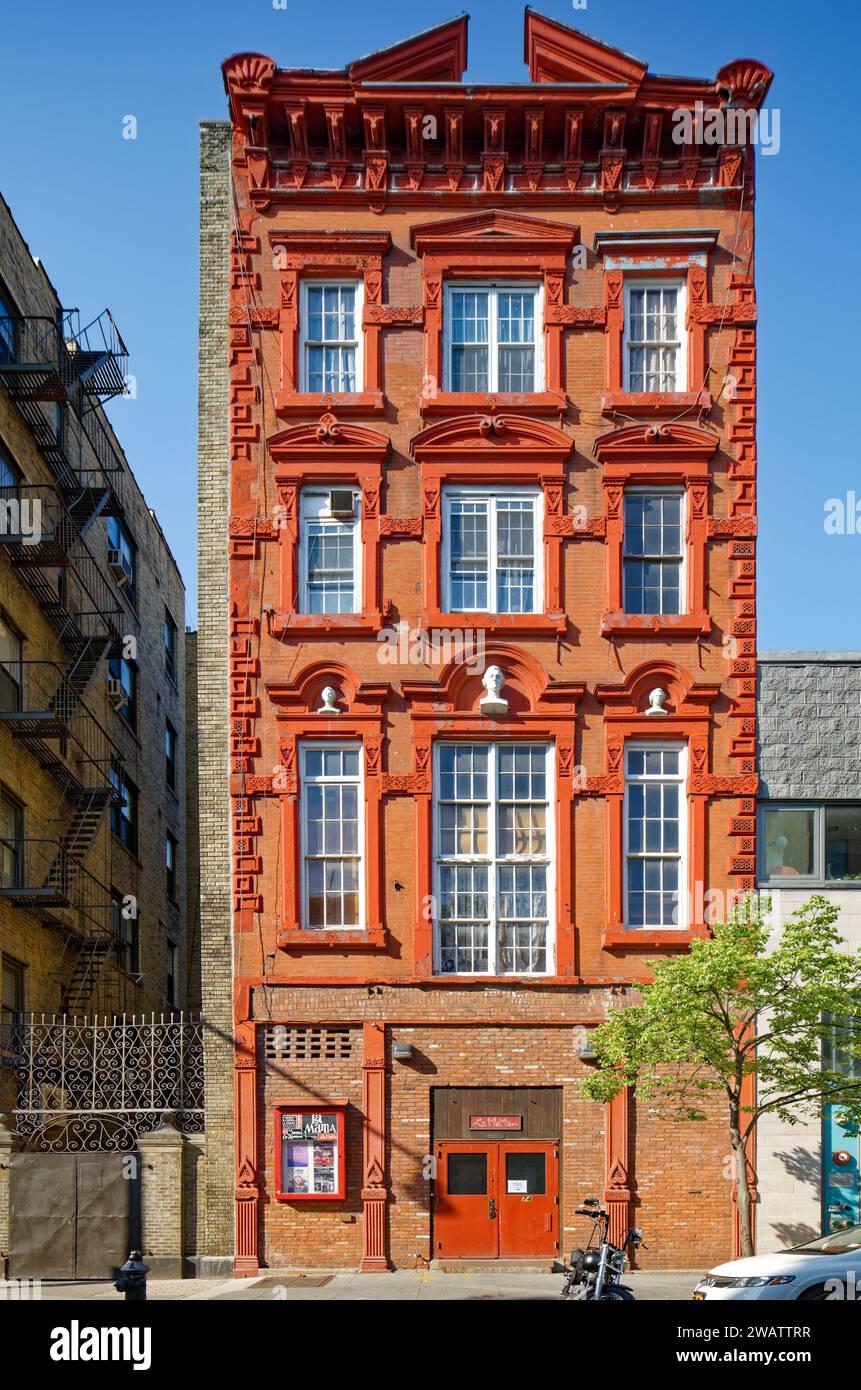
[115,1250,149,1301]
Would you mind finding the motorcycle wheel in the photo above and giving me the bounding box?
[597,1287,636,1301]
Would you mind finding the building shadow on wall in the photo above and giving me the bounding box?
[768,1143,821,1248]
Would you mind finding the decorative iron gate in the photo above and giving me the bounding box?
[1,1013,204,1150]
[2,1015,203,1279]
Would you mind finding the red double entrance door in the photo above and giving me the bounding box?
[435,1141,559,1259]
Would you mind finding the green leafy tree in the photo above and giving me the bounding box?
[581,896,861,1257]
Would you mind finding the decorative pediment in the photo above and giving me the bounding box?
[411,209,578,258]
[348,15,468,83]
[268,416,390,468]
[595,421,719,465]
[412,413,573,461]
[523,12,647,89]
[266,662,390,720]
[402,643,584,717]
[595,661,720,718]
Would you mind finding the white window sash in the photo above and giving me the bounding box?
[443,283,544,392]
[623,741,688,930]
[622,487,687,616]
[299,280,364,393]
[441,487,544,614]
[299,741,365,932]
[623,279,687,392]
[298,489,362,615]
[431,741,555,976]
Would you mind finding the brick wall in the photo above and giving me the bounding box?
[195,120,235,1267]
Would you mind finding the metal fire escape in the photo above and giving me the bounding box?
[0,309,133,1014]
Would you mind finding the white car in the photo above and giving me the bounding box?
[693,1224,861,1300]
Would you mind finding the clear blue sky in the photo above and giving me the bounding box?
[1,0,857,642]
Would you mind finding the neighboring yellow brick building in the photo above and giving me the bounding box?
[0,190,190,1030]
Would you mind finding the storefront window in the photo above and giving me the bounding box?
[762,806,816,878]
[824,805,861,881]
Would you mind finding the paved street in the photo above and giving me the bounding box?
[1,1269,703,1301]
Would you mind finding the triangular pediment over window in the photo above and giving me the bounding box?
[411,210,578,257]
[523,9,647,89]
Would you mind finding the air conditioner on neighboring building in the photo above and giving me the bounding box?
[107,548,131,586]
[328,489,355,518]
[106,677,126,709]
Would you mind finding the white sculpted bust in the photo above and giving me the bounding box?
[644,686,669,717]
[317,685,340,715]
[479,665,508,716]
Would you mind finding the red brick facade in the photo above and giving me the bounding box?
[222,13,770,1272]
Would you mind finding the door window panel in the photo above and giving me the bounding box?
[447,1152,488,1195]
[505,1151,546,1195]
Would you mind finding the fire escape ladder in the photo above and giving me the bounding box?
[59,938,113,1017]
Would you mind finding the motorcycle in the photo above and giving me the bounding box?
[560,1196,645,1301]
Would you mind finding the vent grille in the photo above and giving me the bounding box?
[265,1026,353,1061]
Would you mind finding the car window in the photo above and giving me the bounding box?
[791,1225,861,1254]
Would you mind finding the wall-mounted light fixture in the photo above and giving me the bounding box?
[392,1043,413,1062]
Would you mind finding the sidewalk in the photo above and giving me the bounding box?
[1,1269,703,1301]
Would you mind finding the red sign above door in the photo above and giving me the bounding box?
[469,1115,522,1131]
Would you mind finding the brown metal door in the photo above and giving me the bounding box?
[75,1153,138,1278]
[9,1153,76,1278]
[10,1151,140,1279]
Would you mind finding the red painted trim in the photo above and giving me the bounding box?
[402,644,585,979]
[361,1021,390,1271]
[600,260,711,418]
[411,413,573,628]
[268,230,391,412]
[410,211,576,407]
[596,421,718,637]
[266,665,391,949]
[273,1103,347,1201]
[594,662,720,944]
[266,419,388,634]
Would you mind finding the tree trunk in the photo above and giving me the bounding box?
[733,1133,754,1258]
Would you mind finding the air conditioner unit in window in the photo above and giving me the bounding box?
[107,548,131,586]
[328,489,355,518]
[106,677,126,710]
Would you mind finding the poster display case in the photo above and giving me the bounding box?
[274,1105,346,1201]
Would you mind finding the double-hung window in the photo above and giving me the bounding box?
[300,744,362,930]
[300,282,362,394]
[110,765,138,855]
[108,655,137,731]
[164,609,178,683]
[0,289,16,364]
[434,743,553,975]
[625,744,686,929]
[299,489,361,615]
[443,489,542,614]
[0,791,22,890]
[445,284,542,392]
[625,282,686,392]
[623,490,684,615]
[0,613,22,713]
[107,516,136,601]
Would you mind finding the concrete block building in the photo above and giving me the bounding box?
[757,653,861,1252]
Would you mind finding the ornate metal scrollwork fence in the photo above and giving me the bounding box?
[0,1014,204,1151]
